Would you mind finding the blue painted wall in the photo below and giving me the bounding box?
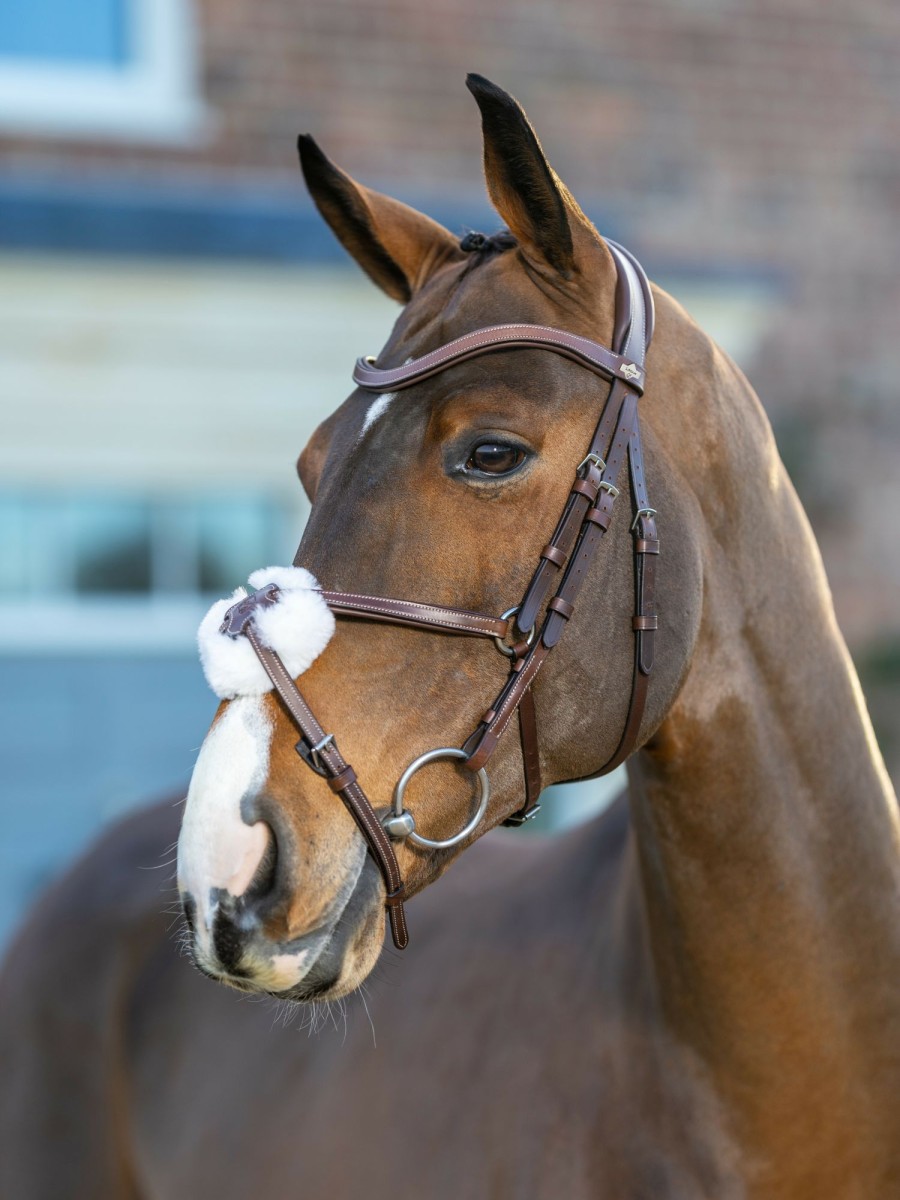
[0,655,212,948]
[0,652,617,952]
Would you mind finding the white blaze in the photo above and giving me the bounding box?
[177,696,273,937]
[360,392,396,439]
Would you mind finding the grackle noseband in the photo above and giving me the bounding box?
[222,239,657,951]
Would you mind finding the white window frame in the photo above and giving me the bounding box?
[0,0,209,144]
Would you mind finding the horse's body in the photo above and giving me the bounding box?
[5,796,745,1199]
[3,76,900,1198]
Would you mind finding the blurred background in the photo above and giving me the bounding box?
[1,0,898,951]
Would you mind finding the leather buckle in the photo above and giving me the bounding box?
[577,452,606,476]
[503,802,542,828]
[295,733,335,777]
[631,507,657,532]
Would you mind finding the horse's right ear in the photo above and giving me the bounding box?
[466,74,597,278]
[298,135,462,303]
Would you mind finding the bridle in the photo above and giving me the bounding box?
[221,238,657,951]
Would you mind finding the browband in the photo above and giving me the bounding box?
[353,323,645,395]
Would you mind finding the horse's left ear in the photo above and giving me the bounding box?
[298,135,463,303]
[466,74,599,278]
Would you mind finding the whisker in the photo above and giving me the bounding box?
[138,857,178,871]
[358,983,377,1050]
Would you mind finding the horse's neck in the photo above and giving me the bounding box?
[626,346,900,1189]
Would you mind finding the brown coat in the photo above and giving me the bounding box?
[2,76,898,1200]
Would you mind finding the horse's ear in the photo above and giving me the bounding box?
[466,74,594,278]
[297,135,462,303]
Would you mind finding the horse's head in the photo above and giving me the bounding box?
[177,76,705,1000]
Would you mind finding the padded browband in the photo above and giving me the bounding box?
[353,323,645,395]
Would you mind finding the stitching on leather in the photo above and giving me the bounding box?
[489,654,547,742]
[609,245,645,361]
[326,593,501,634]
[250,636,403,891]
[354,325,628,389]
[359,324,611,372]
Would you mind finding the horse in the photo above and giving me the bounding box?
[3,74,899,1200]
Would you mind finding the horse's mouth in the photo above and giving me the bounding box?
[192,957,340,1001]
[181,856,385,1004]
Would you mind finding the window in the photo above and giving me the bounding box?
[0,0,206,142]
[2,490,294,651]
[0,1,130,67]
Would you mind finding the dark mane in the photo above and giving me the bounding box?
[458,228,518,264]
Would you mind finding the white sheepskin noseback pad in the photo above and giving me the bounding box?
[198,566,336,699]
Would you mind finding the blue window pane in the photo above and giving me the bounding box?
[197,498,281,594]
[69,498,152,594]
[0,0,130,67]
[0,492,288,600]
[0,496,27,594]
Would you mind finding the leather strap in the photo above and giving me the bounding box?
[319,591,508,639]
[542,395,638,649]
[503,683,542,825]
[464,643,549,773]
[594,503,658,774]
[610,238,656,347]
[585,430,658,778]
[516,377,629,634]
[353,323,645,395]
[462,394,638,773]
[243,625,409,950]
[463,244,657,784]
[216,238,659,949]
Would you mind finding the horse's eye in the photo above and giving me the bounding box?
[466,443,526,476]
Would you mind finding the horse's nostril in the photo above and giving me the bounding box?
[244,828,278,904]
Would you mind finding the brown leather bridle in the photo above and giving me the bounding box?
[221,239,657,951]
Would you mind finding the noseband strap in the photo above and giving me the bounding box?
[226,238,657,950]
[319,591,510,639]
[243,623,410,950]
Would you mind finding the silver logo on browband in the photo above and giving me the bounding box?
[621,362,641,382]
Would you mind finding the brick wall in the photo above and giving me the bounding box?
[3,0,898,764]
[6,3,896,413]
